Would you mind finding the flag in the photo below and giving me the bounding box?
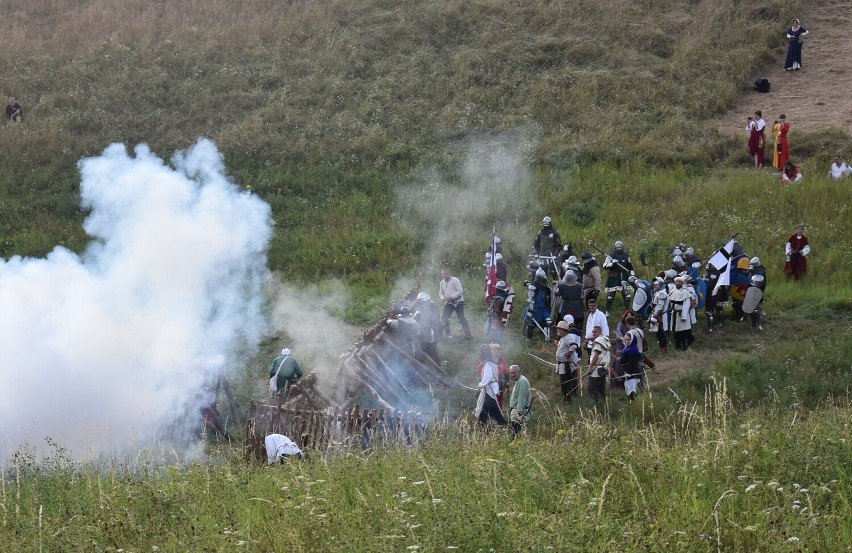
[709,238,736,295]
[485,224,498,302]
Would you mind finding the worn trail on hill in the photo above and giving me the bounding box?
[712,0,852,138]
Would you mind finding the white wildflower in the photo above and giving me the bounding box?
[787,537,800,543]
[745,484,759,492]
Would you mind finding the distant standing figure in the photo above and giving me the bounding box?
[439,268,473,340]
[784,224,810,280]
[770,119,783,170]
[779,160,803,185]
[508,364,531,437]
[827,154,850,180]
[269,348,303,396]
[5,97,22,123]
[776,114,790,169]
[784,18,809,71]
[747,111,766,169]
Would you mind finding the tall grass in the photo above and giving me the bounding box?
[2,390,849,551]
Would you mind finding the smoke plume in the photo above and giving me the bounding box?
[0,139,272,466]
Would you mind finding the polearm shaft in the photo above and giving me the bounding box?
[588,241,632,275]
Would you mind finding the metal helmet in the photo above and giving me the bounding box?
[615,241,624,251]
[543,216,552,226]
[564,271,578,284]
[666,269,677,279]
[494,236,501,245]
[686,247,695,256]
[398,306,411,316]
[556,320,571,331]
[673,248,683,257]
[673,255,684,268]
[527,260,540,272]
[535,268,547,282]
[751,274,765,286]
[567,255,578,265]
[494,253,503,261]
[416,292,431,302]
[495,280,507,291]
[749,256,761,268]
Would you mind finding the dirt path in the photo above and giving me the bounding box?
[710,0,852,140]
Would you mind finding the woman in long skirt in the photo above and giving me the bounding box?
[784,19,809,71]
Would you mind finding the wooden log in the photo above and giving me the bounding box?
[355,352,408,405]
[221,378,243,427]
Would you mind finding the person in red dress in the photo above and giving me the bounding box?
[784,224,810,280]
[747,111,766,169]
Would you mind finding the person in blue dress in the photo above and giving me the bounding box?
[784,18,809,71]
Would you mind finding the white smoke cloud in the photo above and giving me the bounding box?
[395,127,542,277]
[0,139,272,466]
[268,280,359,385]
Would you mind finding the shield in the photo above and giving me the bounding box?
[632,287,648,312]
[696,277,708,310]
[742,287,764,314]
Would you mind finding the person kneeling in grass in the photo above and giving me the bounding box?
[780,160,803,185]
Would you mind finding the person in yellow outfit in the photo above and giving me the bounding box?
[770,119,783,169]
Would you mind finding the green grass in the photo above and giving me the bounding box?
[2,393,849,551]
[2,0,852,549]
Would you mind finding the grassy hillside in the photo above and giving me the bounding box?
[2,0,826,276]
[2,1,851,550]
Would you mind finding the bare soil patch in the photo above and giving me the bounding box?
[710,0,852,142]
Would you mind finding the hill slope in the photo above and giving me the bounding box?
[712,0,852,148]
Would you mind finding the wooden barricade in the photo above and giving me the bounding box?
[244,401,426,462]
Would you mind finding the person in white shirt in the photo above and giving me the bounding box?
[583,298,609,358]
[439,268,473,340]
[827,154,850,180]
[264,434,304,463]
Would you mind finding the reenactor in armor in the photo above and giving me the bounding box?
[581,251,602,306]
[603,241,636,315]
[534,216,562,278]
[704,262,728,332]
[683,247,702,280]
[728,241,751,321]
[534,216,562,257]
[744,274,766,331]
[555,270,584,329]
[628,275,653,326]
[556,243,575,272]
[413,293,442,365]
[648,278,669,353]
[672,255,688,275]
[529,268,553,330]
[561,255,582,283]
[387,306,422,359]
[749,257,767,289]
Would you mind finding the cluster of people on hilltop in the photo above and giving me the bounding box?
[745,18,851,183]
[746,110,848,184]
